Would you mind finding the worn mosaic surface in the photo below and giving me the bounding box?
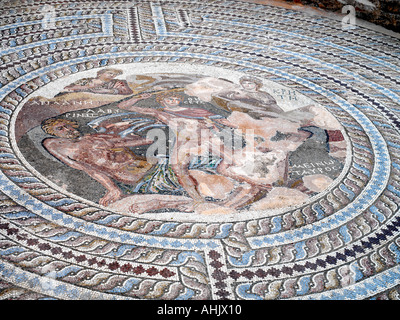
[1,0,400,300]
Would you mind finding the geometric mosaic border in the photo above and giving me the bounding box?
[1,0,400,301]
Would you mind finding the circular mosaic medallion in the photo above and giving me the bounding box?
[14,63,351,221]
[1,0,400,301]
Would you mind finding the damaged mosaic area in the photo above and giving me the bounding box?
[1,0,400,300]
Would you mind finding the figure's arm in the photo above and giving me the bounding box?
[64,85,90,92]
[88,87,120,94]
[95,132,154,148]
[212,117,238,128]
[112,80,134,95]
[83,169,124,207]
[43,138,85,170]
[86,80,133,95]
[43,138,123,206]
[100,121,134,133]
[117,93,159,117]
[88,81,133,95]
[64,79,97,92]
[114,136,154,148]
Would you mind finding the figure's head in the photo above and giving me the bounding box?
[156,92,184,108]
[239,76,263,91]
[42,118,81,139]
[97,68,123,81]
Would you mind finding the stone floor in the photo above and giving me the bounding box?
[0,0,400,302]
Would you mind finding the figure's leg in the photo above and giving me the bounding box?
[128,198,194,214]
[170,149,205,204]
[168,146,235,214]
[216,156,273,191]
[221,184,265,209]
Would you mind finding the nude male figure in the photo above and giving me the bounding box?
[41,118,154,206]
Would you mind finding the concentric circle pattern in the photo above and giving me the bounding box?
[1,0,400,300]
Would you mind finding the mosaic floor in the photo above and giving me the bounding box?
[1,0,400,301]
